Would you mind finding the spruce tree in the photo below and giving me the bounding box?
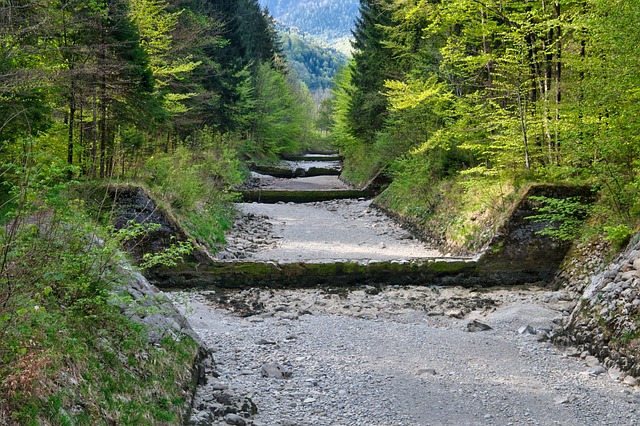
[348,0,394,143]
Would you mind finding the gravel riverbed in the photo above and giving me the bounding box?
[174,286,640,426]
[240,174,348,191]
[186,166,639,425]
[215,199,444,263]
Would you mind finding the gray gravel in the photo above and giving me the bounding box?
[189,164,639,425]
[245,174,351,191]
[222,199,443,263]
[174,286,640,426]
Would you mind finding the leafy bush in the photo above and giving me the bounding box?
[603,224,634,248]
[142,149,207,210]
[140,128,244,251]
[526,196,591,241]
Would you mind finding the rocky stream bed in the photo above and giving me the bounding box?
[174,285,640,426]
[214,199,442,263]
[152,158,640,425]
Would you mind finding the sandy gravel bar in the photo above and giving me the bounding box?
[236,199,443,263]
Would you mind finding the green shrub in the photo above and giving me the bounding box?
[136,130,245,252]
[526,196,591,241]
[603,224,634,248]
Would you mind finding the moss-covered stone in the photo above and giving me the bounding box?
[155,257,562,290]
[281,154,343,161]
[239,189,375,203]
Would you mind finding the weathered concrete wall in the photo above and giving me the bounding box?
[107,185,211,264]
[146,184,595,289]
[477,184,595,284]
[147,258,481,290]
[108,185,187,256]
[239,189,374,203]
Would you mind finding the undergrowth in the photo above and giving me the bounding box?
[373,140,640,254]
[136,128,245,251]
[0,166,199,424]
[376,160,521,254]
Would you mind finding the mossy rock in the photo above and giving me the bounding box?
[239,189,375,203]
[148,254,571,289]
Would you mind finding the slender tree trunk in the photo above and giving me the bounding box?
[68,93,75,166]
[80,102,86,173]
[91,90,98,178]
[63,12,75,168]
[517,88,531,171]
[481,10,493,92]
[544,11,555,163]
[553,1,561,164]
[99,79,107,179]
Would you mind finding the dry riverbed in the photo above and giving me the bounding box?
[185,167,639,425]
[243,174,349,191]
[215,199,445,263]
[174,286,640,426]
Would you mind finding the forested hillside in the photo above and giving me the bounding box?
[333,0,640,251]
[279,25,348,100]
[0,0,322,422]
[259,0,358,53]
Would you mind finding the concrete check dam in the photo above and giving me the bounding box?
[147,154,587,290]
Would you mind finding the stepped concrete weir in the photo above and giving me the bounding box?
[144,156,594,290]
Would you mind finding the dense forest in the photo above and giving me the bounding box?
[0,0,322,422]
[259,0,358,53]
[278,25,348,100]
[333,0,640,251]
[2,0,640,422]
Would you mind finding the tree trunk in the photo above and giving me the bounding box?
[553,1,561,164]
[517,89,531,171]
[99,79,107,179]
[67,93,75,166]
[91,90,98,178]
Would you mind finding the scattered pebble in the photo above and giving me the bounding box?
[174,287,638,426]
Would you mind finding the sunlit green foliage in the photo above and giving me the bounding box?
[0,1,320,422]
[526,196,592,241]
[279,25,348,99]
[0,167,198,423]
[335,0,640,241]
[246,63,310,160]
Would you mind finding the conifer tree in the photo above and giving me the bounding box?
[348,0,394,143]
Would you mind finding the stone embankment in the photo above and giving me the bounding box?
[558,234,640,379]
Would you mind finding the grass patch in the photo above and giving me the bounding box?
[339,142,384,188]
[377,169,521,254]
[129,132,247,253]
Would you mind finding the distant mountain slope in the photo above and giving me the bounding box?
[259,0,358,53]
[279,25,348,98]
